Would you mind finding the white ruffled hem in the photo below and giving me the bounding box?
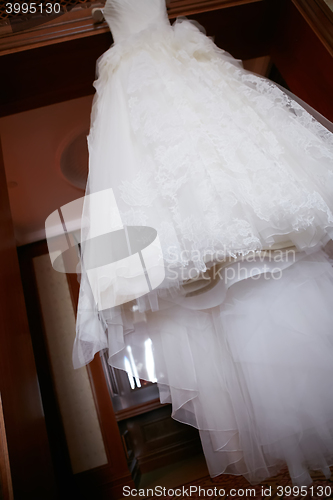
[74,249,333,486]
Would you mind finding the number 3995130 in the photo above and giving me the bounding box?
[5,3,61,15]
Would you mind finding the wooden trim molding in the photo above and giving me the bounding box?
[0,5,109,56]
[167,0,263,17]
[292,0,333,57]
[115,398,168,422]
[270,0,333,122]
[0,0,263,55]
[0,394,14,500]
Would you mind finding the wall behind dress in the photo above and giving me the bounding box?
[270,0,333,122]
[32,253,108,475]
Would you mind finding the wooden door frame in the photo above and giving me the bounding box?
[18,240,135,500]
[0,138,57,499]
[0,393,14,500]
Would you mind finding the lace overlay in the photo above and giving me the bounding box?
[74,7,333,488]
[87,18,333,275]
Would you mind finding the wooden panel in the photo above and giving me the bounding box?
[292,0,333,57]
[270,0,333,121]
[188,1,276,60]
[0,32,112,117]
[0,140,56,499]
[168,0,263,16]
[0,394,13,500]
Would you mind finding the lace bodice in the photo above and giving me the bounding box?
[103,0,170,43]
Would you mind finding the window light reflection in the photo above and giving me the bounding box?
[124,356,136,390]
[126,346,141,388]
[145,338,157,383]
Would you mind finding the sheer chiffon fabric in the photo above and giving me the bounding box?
[74,0,333,486]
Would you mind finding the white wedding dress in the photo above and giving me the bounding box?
[73,0,333,487]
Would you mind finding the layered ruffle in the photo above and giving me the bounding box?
[74,250,333,485]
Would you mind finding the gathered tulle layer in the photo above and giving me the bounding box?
[74,250,333,485]
[74,10,333,487]
[84,16,333,286]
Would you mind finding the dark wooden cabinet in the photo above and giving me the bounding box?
[100,354,203,476]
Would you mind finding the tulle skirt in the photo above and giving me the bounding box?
[74,249,333,485]
[73,14,333,487]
